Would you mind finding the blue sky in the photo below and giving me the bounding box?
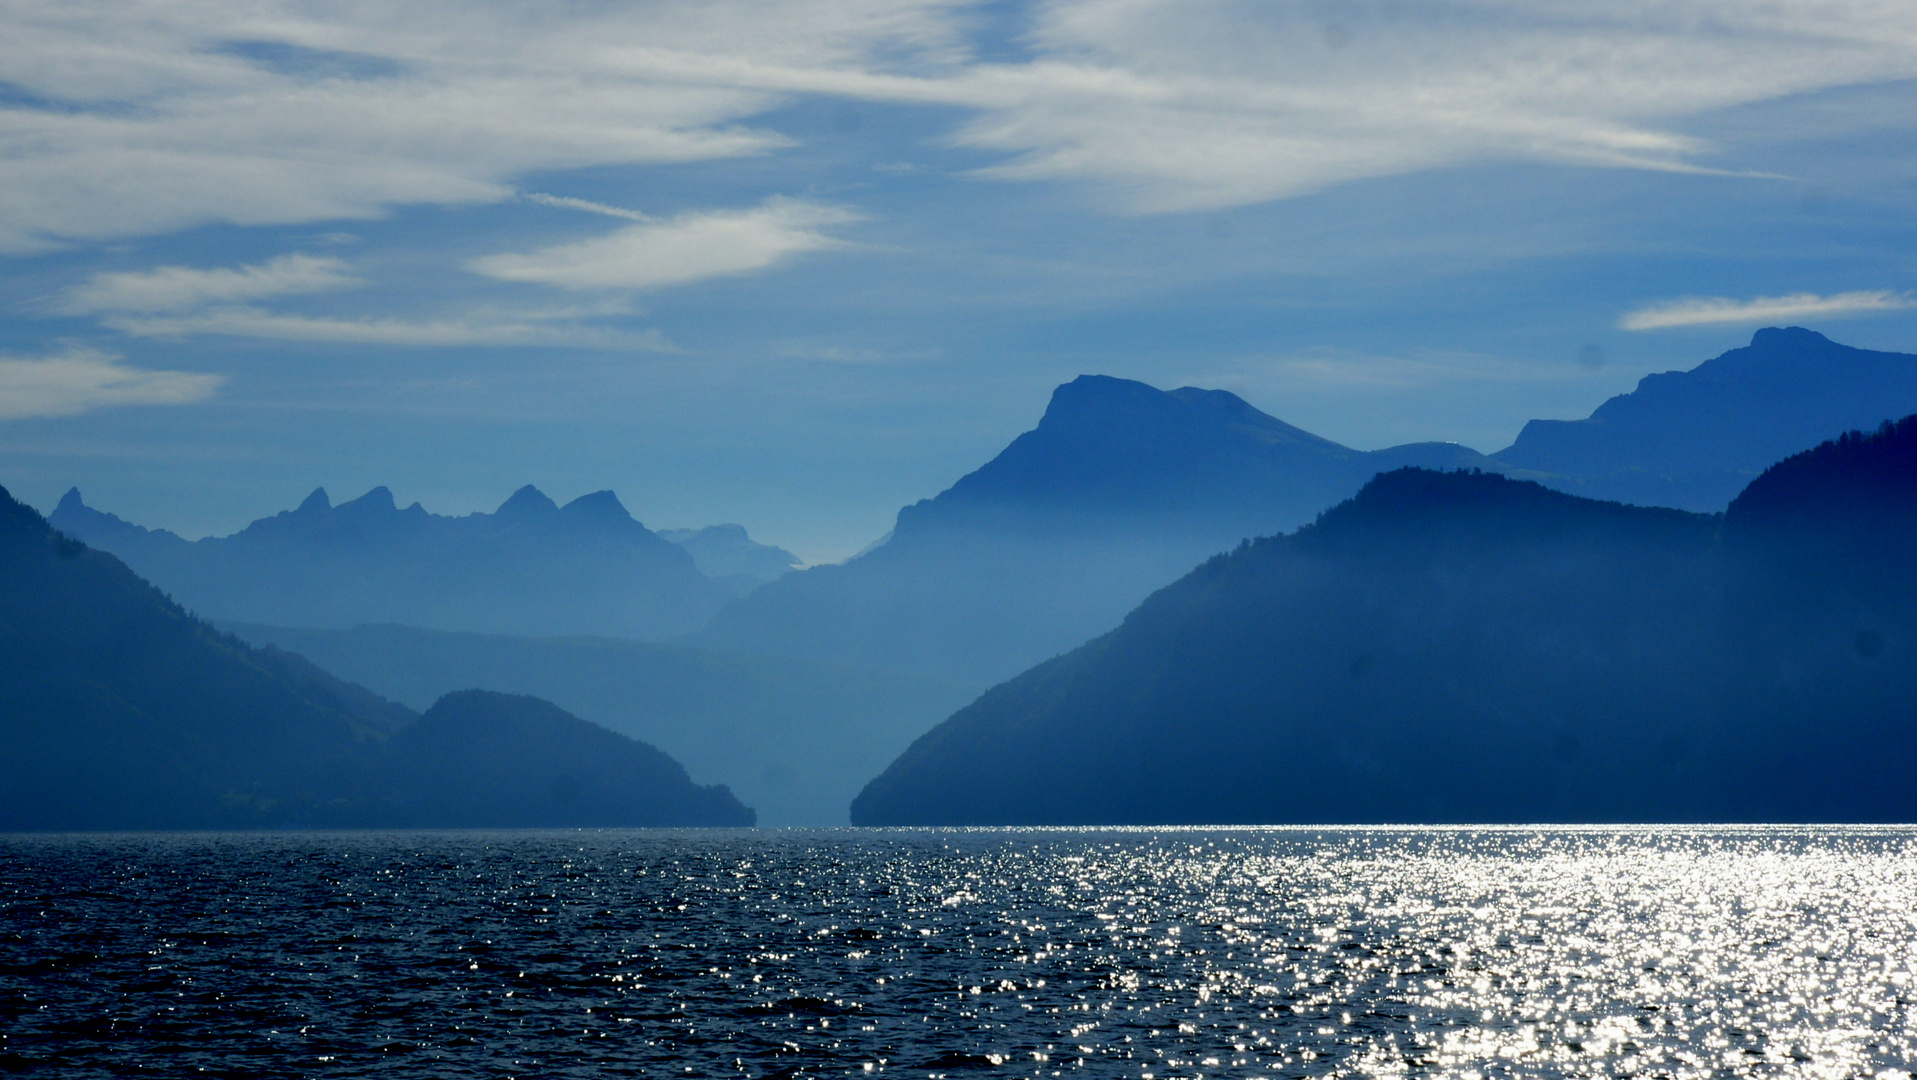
[4,0,1917,561]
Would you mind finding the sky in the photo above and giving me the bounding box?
[3,0,1917,562]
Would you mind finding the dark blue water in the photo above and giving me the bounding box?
[3,827,1914,1078]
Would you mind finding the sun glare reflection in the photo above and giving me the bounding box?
[4,827,1915,1077]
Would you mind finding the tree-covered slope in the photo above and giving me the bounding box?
[854,421,1917,825]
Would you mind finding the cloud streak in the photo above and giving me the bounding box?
[104,307,672,349]
[1619,291,1916,331]
[57,255,360,314]
[0,348,222,418]
[470,198,858,291]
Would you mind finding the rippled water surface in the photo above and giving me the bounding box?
[4,828,1916,1078]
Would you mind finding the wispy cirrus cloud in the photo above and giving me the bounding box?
[1619,290,1916,331]
[0,348,221,418]
[4,0,1917,252]
[471,198,859,291]
[56,254,360,314]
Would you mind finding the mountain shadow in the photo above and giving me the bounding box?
[386,691,753,828]
[0,484,751,829]
[853,417,1917,825]
[700,374,1513,688]
[1499,327,1917,510]
[49,484,726,640]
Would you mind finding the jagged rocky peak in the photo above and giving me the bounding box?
[56,487,85,513]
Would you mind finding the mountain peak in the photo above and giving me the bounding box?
[340,486,395,512]
[1040,375,1186,425]
[559,489,631,524]
[56,487,85,514]
[297,487,331,512]
[495,484,558,518]
[1747,325,1832,352]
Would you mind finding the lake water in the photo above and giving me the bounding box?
[3,827,1914,1078]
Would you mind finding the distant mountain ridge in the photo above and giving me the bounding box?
[219,620,974,827]
[854,416,1917,825]
[1499,327,1917,509]
[657,523,800,598]
[50,483,727,639]
[0,482,751,828]
[699,374,1516,687]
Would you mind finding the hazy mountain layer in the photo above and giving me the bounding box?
[220,621,973,827]
[700,374,1512,688]
[49,484,725,640]
[854,417,1917,825]
[658,523,801,598]
[1499,327,1917,509]
[0,484,750,828]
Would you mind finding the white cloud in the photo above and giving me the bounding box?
[104,307,672,350]
[1619,290,1916,331]
[919,0,1917,212]
[0,348,221,418]
[0,1,962,251]
[4,0,1917,250]
[470,198,859,291]
[57,254,360,314]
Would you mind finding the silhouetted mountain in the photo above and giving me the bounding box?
[221,621,973,826]
[385,691,752,827]
[855,420,1917,824]
[49,484,726,639]
[658,523,800,598]
[1498,327,1917,509]
[700,374,1513,687]
[0,484,751,829]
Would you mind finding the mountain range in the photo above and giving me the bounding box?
[706,327,1917,690]
[0,484,750,829]
[30,325,1917,826]
[853,415,1917,825]
[49,483,732,639]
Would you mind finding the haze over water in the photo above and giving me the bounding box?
[5,827,1914,1078]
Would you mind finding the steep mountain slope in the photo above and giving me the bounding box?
[50,484,725,639]
[1499,327,1917,509]
[854,419,1917,825]
[0,485,387,829]
[700,374,1509,687]
[221,621,972,827]
[0,484,751,828]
